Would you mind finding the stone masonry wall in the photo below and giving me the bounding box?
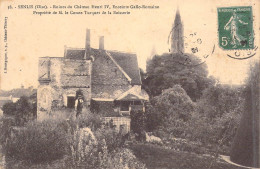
[37,57,92,120]
[38,57,63,119]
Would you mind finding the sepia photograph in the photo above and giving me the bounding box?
[0,0,259,168]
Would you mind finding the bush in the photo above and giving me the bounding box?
[2,96,36,126]
[193,85,244,146]
[1,109,147,168]
[67,125,146,169]
[148,85,196,138]
[145,103,163,132]
[2,102,16,116]
[184,111,216,144]
[95,126,125,152]
[69,127,99,168]
[3,119,70,163]
[76,111,102,130]
[131,110,146,141]
[143,83,244,155]
[0,116,16,145]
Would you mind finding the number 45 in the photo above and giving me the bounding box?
[221,37,228,46]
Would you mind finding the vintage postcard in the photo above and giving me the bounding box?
[0,0,259,168]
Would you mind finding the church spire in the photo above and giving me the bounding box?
[171,8,184,54]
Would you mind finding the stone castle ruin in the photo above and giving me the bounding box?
[37,29,149,133]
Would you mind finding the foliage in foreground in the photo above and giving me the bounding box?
[0,112,146,168]
[68,126,146,169]
[3,119,69,163]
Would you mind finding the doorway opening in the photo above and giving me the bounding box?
[67,96,75,108]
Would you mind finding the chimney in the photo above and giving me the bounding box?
[99,36,104,50]
[84,29,90,59]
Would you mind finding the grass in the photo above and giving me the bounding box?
[129,143,244,169]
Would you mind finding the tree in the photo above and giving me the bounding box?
[2,96,37,126]
[230,62,260,168]
[197,84,244,120]
[15,96,36,125]
[2,102,16,116]
[145,102,163,132]
[144,53,215,101]
[148,85,196,137]
[130,110,146,141]
[195,84,244,145]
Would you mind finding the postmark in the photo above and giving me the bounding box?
[218,6,254,50]
[167,29,215,67]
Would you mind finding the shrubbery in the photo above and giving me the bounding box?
[68,126,146,169]
[69,126,99,168]
[2,96,36,126]
[2,102,16,116]
[76,111,103,130]
[0,111,146,168]
[0,116,16,145]
[193,85,244,146]
[130,110,146,141]
[95,125,126,152]
[145,84,244,154]
[3,119,69,163]
[142,49,245,155]
[147,85,196,138]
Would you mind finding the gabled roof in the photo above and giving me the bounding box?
[105,51,132,82]
[117,93,145,101]
[64,48,142,85]
[116,86,149,101]
[65,48,86,60]
[108,50,141,85]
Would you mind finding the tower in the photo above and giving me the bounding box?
[171,9,184,54]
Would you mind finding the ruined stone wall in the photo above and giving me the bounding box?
[61,60,91,105]
[91,54,131,99]
[37,57,63,120]
[37,57,92,120]
[61,60,91,87]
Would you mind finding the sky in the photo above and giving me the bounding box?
[0,0,259,90]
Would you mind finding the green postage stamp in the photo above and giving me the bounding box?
[218,6,254,50]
